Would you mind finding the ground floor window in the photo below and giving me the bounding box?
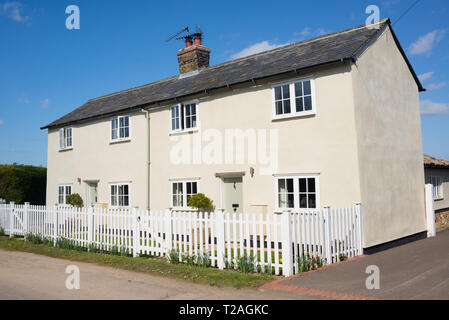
[276,175,319,211]
[171,179,199,209]
[110,183,130,207]
[430,176,443,199]
[58,184,72,204]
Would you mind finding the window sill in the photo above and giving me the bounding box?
[169,128,199,136]
[109,138,131,145]
[272,111,316,121]
[59,147,73,152]
[434,197,444,201]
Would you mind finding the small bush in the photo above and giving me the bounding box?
[187,193,214,212]
[0,227,5,236]
[66,193,83,208]
[25,233,44,245]
[298,253,325,273]
[236,254,256,273]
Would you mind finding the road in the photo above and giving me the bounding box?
[264,230,449,300]
[1,230,448,300]
[0,249,308,300]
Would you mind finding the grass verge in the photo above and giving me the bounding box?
[0,236,274,289]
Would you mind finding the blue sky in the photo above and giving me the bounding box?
[0,0,448,166]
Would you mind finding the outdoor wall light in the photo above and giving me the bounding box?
[250,167,255,177]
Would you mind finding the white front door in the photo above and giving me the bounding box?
[87,183,98,207]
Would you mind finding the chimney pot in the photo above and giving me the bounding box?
[194,37,202,46]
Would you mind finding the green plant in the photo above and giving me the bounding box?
[224,257,235,270]
[0,227,5,236]
[298,253,325,272]
[88,243,98,253]
[167,249,180,264]
[339,253,348,262]
[187,193,214,212]
[196,253,211,268]
[66,193,83,208]
[120,245,129,257]
[25,233,44,245]
[182,253,196,266]
[110,245,119,256]
[236,254,256,273]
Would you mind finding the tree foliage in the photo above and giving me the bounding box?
[0,164,46,204]
[187,193,214,212]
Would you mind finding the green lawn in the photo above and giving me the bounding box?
[0,236,275,288]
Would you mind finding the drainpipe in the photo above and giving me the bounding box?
[142,109,151,209]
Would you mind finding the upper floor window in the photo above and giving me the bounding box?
[111,115,130,141]
[276,174,319,211]
[171,102,198,133]
[171,179,199,209]
[58,184,72,204]
[430,176,443,200]
[110,183,130,207]
[272,78,315,119]
[59,127,73,150]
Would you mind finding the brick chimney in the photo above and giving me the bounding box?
[177,37,211,74]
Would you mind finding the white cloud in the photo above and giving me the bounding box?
[420,99,449,115]
[418,72,433,82]
[1,1,29,23]
[19,93,30,104]
[40,98,49,109]
[409,30,446,55]
[231,41,289,59]
[0,120,4,126]
[427,82,447,90]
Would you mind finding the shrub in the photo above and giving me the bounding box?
[66,193,83,208]
[187,193,214,212]
[0,227,5,236]
[298,253,325,273]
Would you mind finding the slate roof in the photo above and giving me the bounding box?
[42,18,423,130]
[424,155,449,169]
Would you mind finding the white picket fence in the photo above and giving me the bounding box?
[0,202,363,276]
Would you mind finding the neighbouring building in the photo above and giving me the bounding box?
[41,19,428,250]
[424,155,449,231]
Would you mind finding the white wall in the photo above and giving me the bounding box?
[351,26,427,248]
[46,112,149,209]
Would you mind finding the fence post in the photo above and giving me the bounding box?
[53,205,58,245]
[425,184,436,238]
[216,208,225,270]
[9,202,14,238]
[132,207,140,257]
[323,206,332,265]
[87,206,94,248]
[165,208,173,253]
[24,202,29,235]
[355,203,363,255]
[281,210,293,277]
